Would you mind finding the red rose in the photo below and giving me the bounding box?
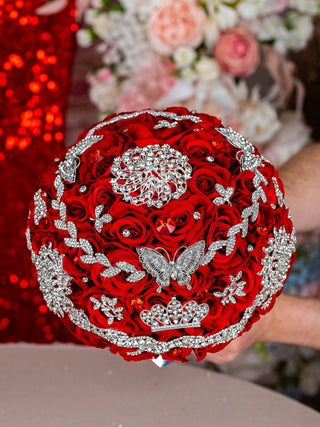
[189,165,233,199]
[27,107,295,364]
[149,194,213,249]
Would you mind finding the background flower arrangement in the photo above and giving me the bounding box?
[77,0,319,166]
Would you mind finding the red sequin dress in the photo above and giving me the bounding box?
[0,0,79,343]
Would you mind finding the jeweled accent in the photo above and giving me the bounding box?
[131,298,144,310]
[256,224,268,235]
[94,205,112,233]
[58,108,200,184]
[217,127,263,173]
[79,186,87,193]
[257,226,296,309]
[247,245,254,252]
[110,144,192,208]
[206,156,214,162]
[29,225,295,356]
[140,297,209,332]
[33,189,47,225]
[137,241,205,292]
[31,243,72,317]
[214,272,246,305]
[90,296,124,325]
[155,216,176,235]
[212,184,234,206]
[154,120,178,129]
[122,229,131,237]
[193,211,201,220]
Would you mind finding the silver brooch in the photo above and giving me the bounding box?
[110,144,192,208]
[137,241,205,292]
[33,189,47,225]
[214,271,246,305]
[93,205,112,233]
[140,297,209,332]
[90,296,124,325]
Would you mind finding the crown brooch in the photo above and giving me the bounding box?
[140,297,209,332]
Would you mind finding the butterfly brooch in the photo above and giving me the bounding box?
[137,241,205,292]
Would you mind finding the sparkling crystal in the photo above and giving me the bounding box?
[193,211,201,220]
[79,186,87,193]
[122,229,131,237]
[206,156,214,162]
[155,216,176,235]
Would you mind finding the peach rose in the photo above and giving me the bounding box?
[147,0,206,55]
[214,27,260,77]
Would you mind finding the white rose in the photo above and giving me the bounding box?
[215,4,238,30]
[237,0,270,19]
[241,100,281,144]
[89,78,119,113]
[285,13,314,52]
[194,57,220,82]
[180,67,196,80]
[204,15,220,48]
[290,0,319,15]
[91,13,113,41]
[84,8,97,26]
[250,16,289,53]
[76,29,93,48]
[173,47,196,69]
[91,0,104,7]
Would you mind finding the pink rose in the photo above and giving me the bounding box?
[214,27,260,77]
[147,0,206,54]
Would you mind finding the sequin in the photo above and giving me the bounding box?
[1,0,79,344]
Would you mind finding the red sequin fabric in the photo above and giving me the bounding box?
[0,0,78,343]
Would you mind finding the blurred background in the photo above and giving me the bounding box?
[1,0,320,411]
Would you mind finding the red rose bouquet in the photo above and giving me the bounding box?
[27,107,296,363]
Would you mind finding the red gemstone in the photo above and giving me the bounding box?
[90,149,104,165]
[256,224,268,235]
[211,139,223,149]
[131,298,144,310]
[155,216,176,235]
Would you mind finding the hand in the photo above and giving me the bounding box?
[205,308,273,364]
[206,294,320,364]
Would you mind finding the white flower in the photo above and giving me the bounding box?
[119,0,162,17]
[240,90,281,144]
[90,12,114,40]
[290,0,320,15]
[237,0,270,19]
[76,29,94,48]
[173,47,196,69]
[204,15,220,48]
[203,1,238,41]
[84,8,97,26]
[89,77,119,112]
[285,13,314,52]
[194,57,220,82]
[180,67,196,80]
[262,112,310,167]
[91,0,104,7]
[251,15,289,53]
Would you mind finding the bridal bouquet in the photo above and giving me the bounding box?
[27,107,295,362]
[76,0,318,165]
